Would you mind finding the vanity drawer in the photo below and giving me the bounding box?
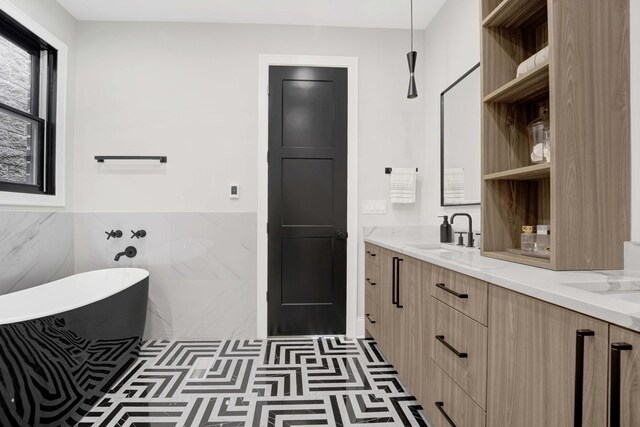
[432,297,487,409]
[365,243,380,266]
[365,293,379,339]
[365,263,380,300]
[429,361,486,427]
[430,265,488,325]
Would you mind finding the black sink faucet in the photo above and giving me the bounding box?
[115,246,137,262]
[451,213,474,248]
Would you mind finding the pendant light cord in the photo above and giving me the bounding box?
[410,0,414,52]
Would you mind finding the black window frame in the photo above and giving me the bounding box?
[0,9,58,196]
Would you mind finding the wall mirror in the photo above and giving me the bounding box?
[441,63,481,206]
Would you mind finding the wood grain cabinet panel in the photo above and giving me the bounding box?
[428,360,486,427]
[364,243,380,266]
[432,298,488,409]
[393,255,422,398]
[487,285,609,427]
[430,265,488,325]
[377,248,395,365]
[609,326,640,427]
[364,252,380,339]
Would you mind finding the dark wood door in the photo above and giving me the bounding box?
[268,66,348,336]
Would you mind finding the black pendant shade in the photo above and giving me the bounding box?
[406,0,417,99]
[407,50,418,99]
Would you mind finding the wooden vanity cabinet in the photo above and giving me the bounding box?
[365,247,422,399]
[365,243,640,427]
[488,285,609,427]
[364,243,380,340]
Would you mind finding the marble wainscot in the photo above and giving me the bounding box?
[365,228,640,332]
[74,212,257,340]
[0,211,74,295]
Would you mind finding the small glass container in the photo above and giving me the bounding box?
[535,225,551,255]
[521,225,536,252]
[528,107,551,164]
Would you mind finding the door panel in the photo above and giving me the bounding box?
[379,249,395,363]
[488,286,608,427]
[609,326,640,427]
[268,66,348,336]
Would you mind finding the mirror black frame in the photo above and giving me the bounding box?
[440,62,481,207]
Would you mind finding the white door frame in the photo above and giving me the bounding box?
[257,54,359,339]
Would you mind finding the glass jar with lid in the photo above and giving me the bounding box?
[528,107,550,164]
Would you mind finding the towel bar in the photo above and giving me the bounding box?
[95,156,167,163]
[385,167,418,174]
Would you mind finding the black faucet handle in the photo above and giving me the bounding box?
[131,230,147,239]
[105,230,123,240]
[455,232,465,246]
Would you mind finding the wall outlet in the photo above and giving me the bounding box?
[230,184,240,199]
[363,200,387,214]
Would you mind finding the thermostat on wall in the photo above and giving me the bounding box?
[230,184,240,199]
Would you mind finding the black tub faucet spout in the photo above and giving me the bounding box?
[115,246,137,262]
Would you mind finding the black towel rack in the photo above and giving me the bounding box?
[95,156,167,163]
[385,167,418,174]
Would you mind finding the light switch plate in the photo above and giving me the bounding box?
[363,200,387,214]
[230,184,240,199]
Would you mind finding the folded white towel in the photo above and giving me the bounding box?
[517,46,549,77]
[390,168,416,204]
[444,168,465,204]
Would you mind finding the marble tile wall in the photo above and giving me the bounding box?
[0,211,74,295]
[74,212,257,340]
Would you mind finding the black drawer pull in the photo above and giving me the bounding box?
[436,335,468,358]
[392,257,398,305]
[574,329,595,427]
[366,314,376,324]
[366,250,376,257]
[436,283,468,299]
[396,258,404,308]
[610,342,633,427]
[435,402,456,427]
[366,278,376,286]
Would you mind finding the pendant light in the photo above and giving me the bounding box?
[407,0,418,99]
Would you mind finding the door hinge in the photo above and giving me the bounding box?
[266,222,269,234]
[267,84,270,96]
[266,291,269,302]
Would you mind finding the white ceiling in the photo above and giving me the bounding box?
[55,0,446,30]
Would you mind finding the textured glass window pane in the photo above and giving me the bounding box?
[0,109,39,185]
[0,34,33,113]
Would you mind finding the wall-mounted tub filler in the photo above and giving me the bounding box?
[115,246,137,262]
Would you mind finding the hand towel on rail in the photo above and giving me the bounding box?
[390,168,416,204]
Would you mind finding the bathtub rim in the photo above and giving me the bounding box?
[0,268,149,326]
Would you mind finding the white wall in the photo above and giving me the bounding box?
[421,0,481,234]
[1,0,77,211]
[73,21,426,221]
[73,21,427,336]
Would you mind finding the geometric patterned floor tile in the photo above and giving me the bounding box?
[78,338,430,426]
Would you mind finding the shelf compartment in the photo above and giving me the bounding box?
[483,0,547,28]
[484,163,550,181]
[484,62,549,103]
[483,251,551,269]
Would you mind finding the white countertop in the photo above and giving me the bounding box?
[364,234,640,332]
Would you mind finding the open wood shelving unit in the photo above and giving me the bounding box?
[480,0,630,270]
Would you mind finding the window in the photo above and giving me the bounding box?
[0,9,57,195]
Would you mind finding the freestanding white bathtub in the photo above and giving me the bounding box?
[0,268,149,426]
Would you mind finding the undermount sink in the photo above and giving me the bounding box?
[405,243,442,250]
[405,243,467,255]
[563,281,640,304]
[562,281,640,293]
